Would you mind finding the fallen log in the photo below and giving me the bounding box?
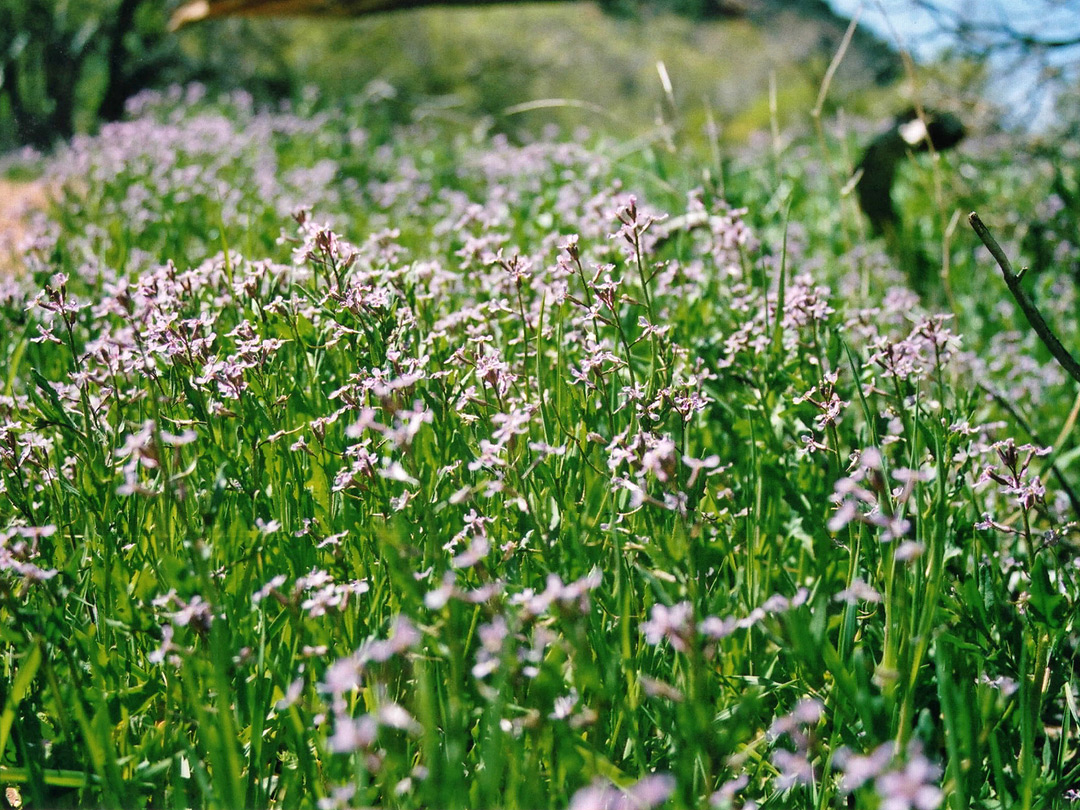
[170,0,748,29]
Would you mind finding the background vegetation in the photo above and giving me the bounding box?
[0,0,905,152]
[1,2,1079,809]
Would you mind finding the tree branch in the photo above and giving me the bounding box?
[968,212,1080,385]
[910,0,1080,49]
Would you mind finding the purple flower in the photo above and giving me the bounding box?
[836,743,895,792]
[567,774,676,810]
[327,715,377,754]
[772,749,814,791]
[641,601,694,653]
[876,754,942,810]
[834,578,883,605]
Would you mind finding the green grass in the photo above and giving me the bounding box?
[170,3,898,146]
[0,79,1078,810]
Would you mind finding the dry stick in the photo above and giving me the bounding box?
[968,212,1080,384]
[811,5,860,122]
[768,71,781,187]
[810,6,861,255]
[970,212,1080,518]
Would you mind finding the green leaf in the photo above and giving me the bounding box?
[1029,554,1068,630]
[306,456,332,524]
[5,335,28,398]
[28,368,81,436]
[0,643,42,759]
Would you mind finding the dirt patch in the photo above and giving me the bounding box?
[0,178,50,274]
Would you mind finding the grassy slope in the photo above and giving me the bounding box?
[174,1,898,143]
[0,76,1077,808]
[3,6,1079,809]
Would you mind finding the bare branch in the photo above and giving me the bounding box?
[910,0,1080,51]
[968,212,1080,385]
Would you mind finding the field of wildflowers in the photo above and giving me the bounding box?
[0,82,1078,809]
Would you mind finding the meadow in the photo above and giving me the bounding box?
[0,77,1078,809]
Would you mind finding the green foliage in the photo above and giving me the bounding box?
[0,0,176,148]
[224,3,896,145]
[0,0,902,152]
[0,80,1077,810]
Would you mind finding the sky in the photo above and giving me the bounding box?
[825,0,1080,58]
[823,0,1080,128]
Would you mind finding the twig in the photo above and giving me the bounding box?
[968,211,1080,384]
[811,5,860,120]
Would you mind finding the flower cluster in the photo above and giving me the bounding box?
[0,83,1073,810]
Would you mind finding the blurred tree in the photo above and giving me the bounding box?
[0,0,181,148]
[170,0,904,97]
[0,0,901,152]
[907,0,1080,60]
[862,1,1080,127]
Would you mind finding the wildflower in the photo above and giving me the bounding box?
[770,698,824,739]
[772,749,814,791]
[636,314,671,340]
[452,532,490,569]
[472,615,509,679]
[0,526,58,585]
[550,688,580,720]
[424,572,458,610]
[641,601,694,653]
[300,577,369,617]
[978,673,1019,697]
[252,574,287,604]
[147,623,178,666]
[978,438,1051,512]
[328,715,378,754]
[836,743,943,810]
[639,435,678,483]
[317,783,357,810]
[698,615,738,640]
[275,678,305,711]
[322,655,363,698]
[171,594,214,633]
[468,439,507,472]
[611,195,666,253]
[711,773,749,807]
[781,274,835,329]
[834,578,883,605]
[255,518,281,535]
[491,405,536,445]
[364,615,421,662]
[875,751,942,810]
[493,250,533,288]
[378,460,418,485]
[510,569,602,618]
[638,674,684,702]
[829,448,917,543]
[683,454,723,487]
[382,401,433,449]
[795,369,847,432]
[376,702,421,733]
[895,541,925,561]
[763,699,821,782]
[836,743,894,792]
[567,774,675,810]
